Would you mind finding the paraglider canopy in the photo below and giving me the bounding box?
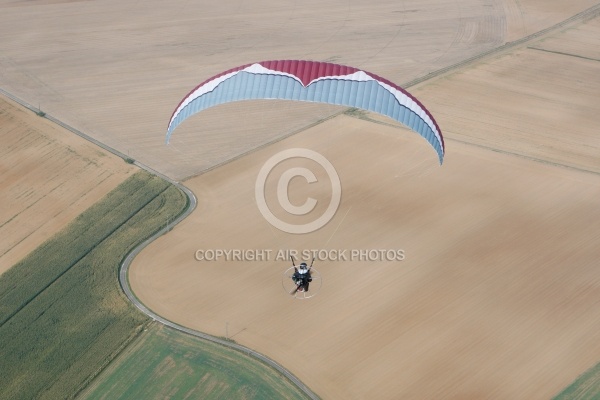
[167,60,445,164]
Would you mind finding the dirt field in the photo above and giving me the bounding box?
[1,0,597,180]
[415,16,600,174]
[2,0,600,399]
[130,115,600,399]
[0,96,134,274]
[129,9,600,400]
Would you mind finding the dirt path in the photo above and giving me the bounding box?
[2,1,600,398]
[130,10,600,398]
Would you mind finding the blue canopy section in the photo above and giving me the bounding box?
[167,72,444,164]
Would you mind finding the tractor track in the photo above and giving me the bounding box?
[0,86,321,400]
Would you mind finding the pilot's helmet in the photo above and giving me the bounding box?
[299,262,308,274]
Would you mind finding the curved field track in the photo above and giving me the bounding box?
[0,96,134,274]
[131,114,600,399]
[2,0,600,399]
[130,7,600,400]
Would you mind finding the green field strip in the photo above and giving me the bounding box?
[554,361,600,400]
[0,171,188,399]
[83,323,311,400]
[0,172,168,327]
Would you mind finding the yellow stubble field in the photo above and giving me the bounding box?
[0,96,134,274]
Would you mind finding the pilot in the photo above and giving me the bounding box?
[292,262,312,290]
[298,262,309,275]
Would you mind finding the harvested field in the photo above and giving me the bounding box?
[415,31,600,173]
[0,95,134,274]
[1,0,599,399]
[2,0,598,180]
[0,172,188,399]
[130,13,600,399]
[131,113,600,399]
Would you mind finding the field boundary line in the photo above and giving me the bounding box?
[171,3,600,181]
[528,46,600,62]
[0,185,170,329]
[71,322,151,399]
[346,114,600,176]
[3,7,599,396]
[116,180,320,400]
[0,88,131,161]
[0,89,320,400]
[179,108,347,181]
[401,2,600,88]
